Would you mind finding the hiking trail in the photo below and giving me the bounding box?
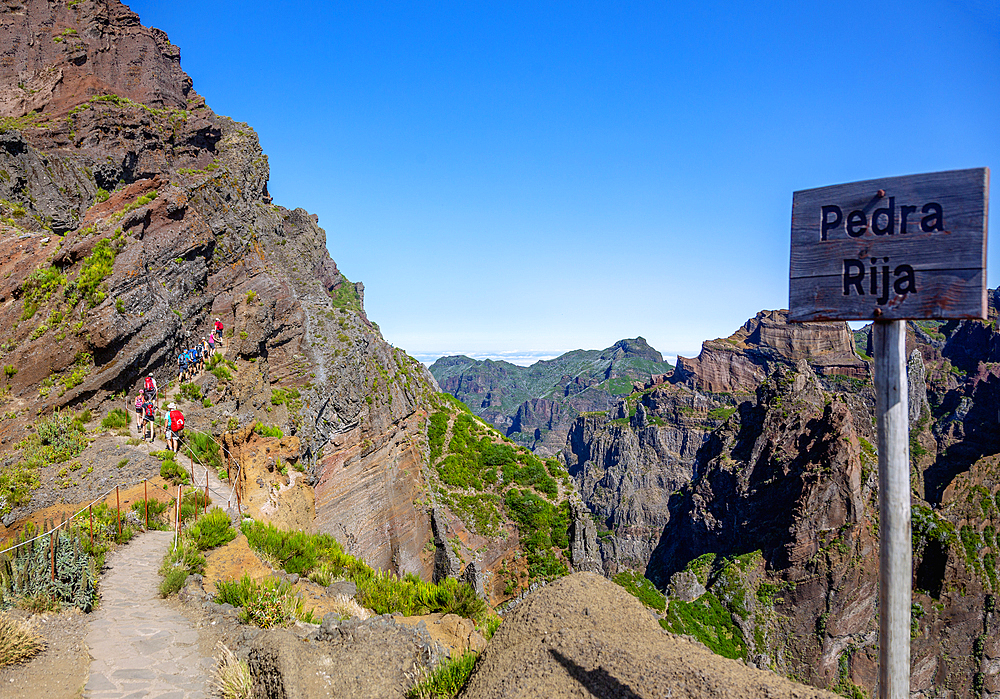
[84,529,214,698]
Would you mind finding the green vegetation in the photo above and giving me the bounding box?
[242,520,486,622]
[912,505,956,556]
[662,591,747,659]
[407,651,478,699]
[612,571,666,612]
[179,382,202,402]
[245,290,258,305]
[186,508,237,551]
[101,408,129,430]
[155,451,190,485]
[707,406,737,421]
[67,238,116,307]
[159,537,205,597]
[94,188,110,203]
[0,412,89,515]
[183,431,222,475]
[0,511,122,612]
[20,266,66,320]
[215,574,318,627]
[208,354,237,382]
[253,422,283,439]
[330,278,363,313]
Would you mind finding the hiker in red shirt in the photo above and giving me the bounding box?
[214,317,224,348]
[166,403,184,453]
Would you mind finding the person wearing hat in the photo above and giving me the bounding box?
[214,317,224,348]
[165,403,184,453]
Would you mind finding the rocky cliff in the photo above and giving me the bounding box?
[0,0,437,576]
[565,306,1000,697]
[430,337,673,454]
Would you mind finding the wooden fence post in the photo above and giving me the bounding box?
[116,486,121,541]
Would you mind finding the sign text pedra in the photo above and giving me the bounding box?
[788,168,989,322]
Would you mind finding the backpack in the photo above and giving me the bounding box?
[143,403,155,419]
[170,410,184,433]
[144,376,155,391]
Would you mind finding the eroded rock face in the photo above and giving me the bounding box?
[0,0,439,575]
[566,308,1000,697]
[673,310,867,393]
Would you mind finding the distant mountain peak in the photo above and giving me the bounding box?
[602,337,662,363]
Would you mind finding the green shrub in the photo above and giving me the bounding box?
[160,459,190,485]
[428,411,449,463]
[184,431,222,472]
[20,266,65,320]
[253,422,283,439]
[187,508,235,551]
[406,650,478,699]
[158,538,204,597]
[329,278,362,313]
[131,498,170,529]
[159,568,189,597]
[94,188,109,203]
[240,520,486,622]
[70,238,116,307]
[101,408,129,430]
[180,382,201,402]
[215,574,317,627]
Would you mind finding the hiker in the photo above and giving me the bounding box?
[142,397,156,443]
[192,342,203,375]
[165,403,184,453]
[178,350,189,383]
[214,317,224,347]
[207,331,216,358]
[133,393,144,431]
[143,374,158,404]
[201,337,211,364]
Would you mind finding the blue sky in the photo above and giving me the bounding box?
[127,0,999,364]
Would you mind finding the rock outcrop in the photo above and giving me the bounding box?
[0,0,438,577]
[565,307,1000,697]
[673,310,867,393]
[460,572,838,699]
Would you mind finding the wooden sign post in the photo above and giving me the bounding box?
[790,168,989,699]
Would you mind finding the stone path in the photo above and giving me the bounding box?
[84,530,214,698]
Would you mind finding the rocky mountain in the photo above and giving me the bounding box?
[564,304,1000,697]
[430,337,673,454]
[0,0,445,576]
[0,0,598,603]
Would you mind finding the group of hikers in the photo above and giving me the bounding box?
[132,318,225,452]
[177,317,225,383]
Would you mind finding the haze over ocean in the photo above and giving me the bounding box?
[127,1,999,362]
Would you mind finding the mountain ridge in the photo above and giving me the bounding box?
[430,336,673,454]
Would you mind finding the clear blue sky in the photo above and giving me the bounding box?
[127,0,999,364]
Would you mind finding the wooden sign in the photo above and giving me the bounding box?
[789,168,989,321]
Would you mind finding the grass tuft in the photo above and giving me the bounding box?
[0,614,44,667]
